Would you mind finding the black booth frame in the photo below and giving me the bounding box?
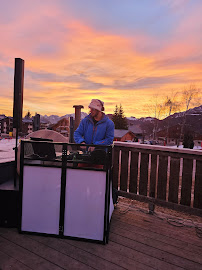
[18,140,113,244]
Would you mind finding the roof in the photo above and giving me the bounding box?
[0,114,6,120]
[114,129,132,138]
[128,125,142,134]
[22,119,33,123]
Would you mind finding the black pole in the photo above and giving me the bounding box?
[13,58,24,187]
[69,116,74,143]
[14,126,18,187]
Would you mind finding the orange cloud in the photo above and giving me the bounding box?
[0,5,202,118]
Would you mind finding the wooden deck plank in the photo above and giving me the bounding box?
[113,213,202,252]
[0,228,93,270]
[0,200,202,270]
[111,218,202,256]
[112,209,202,248]
[110,224,202,266]
[113,209,202,248]
[110,232,201,270]
[0,235,63,270]
[27,235,126,270]
[0,250,32,270]
[107,239,183,270]
[65,238,154,270]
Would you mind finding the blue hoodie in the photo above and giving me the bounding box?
[74,114,114,145]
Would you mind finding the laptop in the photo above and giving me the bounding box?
[30,137,56,160]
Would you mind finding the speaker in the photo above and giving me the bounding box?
[33,114,40,131]
[0,190,19,227]
[13,58,24,129]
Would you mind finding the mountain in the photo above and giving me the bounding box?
[40,112,88,124]
[160,105,202,135]
[127,105,202,136]
[38,105,202,135]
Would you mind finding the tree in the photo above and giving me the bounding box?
[112,104,128,130]
[147,94,164,140]
[179,84,201,144]
[183,131,194,149]
[25,111,31,119]
[163,93,180,143]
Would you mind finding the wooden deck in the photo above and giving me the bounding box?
[0,199,202,270]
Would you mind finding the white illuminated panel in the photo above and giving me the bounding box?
[109,181,114,221]
[64,169,106,241]
[21,166,61,234]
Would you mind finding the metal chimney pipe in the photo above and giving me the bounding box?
[73,105,84,131]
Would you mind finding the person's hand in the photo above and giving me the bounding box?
[80,142,86,151]
[88,146,95,152]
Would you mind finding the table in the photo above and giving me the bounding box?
[19,140,113,244]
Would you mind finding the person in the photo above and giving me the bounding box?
[74,99,114,146]
[74,99,117,205]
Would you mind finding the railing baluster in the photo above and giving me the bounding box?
[113,142,202,214]
[127,151,131,192]
[129,151,138,193]
[157,155,168,200]
[112,147,119,190]
[194,159,202,209]
[150,154,157,198]
[181,159,193,206]
[139,152,149,196]
[120,148,129,192]
[147,154,151,197]
[168,156,180,204]
[166,156,171,201]
[137,152,141,195]
[118,150,121,190]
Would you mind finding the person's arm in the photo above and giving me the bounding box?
[74,120,85,144]
[94,121,114,145]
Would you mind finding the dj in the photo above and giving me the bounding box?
[74,99,118,204]
[74,99,114,148]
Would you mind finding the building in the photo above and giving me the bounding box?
[128,125,143,140]
[40,120,49,130]
[0,117,13,134]
[114,125,143,142]
[114,129,136,142]
[22,119,33,135]
[0,115,5,134]
[51,117,69,137]
[0,114,50,136]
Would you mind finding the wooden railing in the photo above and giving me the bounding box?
[113,142,202,215]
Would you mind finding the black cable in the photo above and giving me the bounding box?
[116,200,202,238]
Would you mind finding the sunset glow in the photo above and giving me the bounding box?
[0,0,202,118]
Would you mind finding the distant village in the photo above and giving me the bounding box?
[0,112,143,143]
[1,104,202,148]
[0,113,67,137]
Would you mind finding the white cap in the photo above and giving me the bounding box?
[88,99,104,111]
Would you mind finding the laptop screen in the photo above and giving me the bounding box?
[30,138,56,160]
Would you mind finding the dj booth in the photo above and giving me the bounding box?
[19,139,114,244]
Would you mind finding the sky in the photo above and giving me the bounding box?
[0,0,202,118]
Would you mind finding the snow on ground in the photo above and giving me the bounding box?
[0,139,201,164]
[169,145,202,150]
[0,139,18,163]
